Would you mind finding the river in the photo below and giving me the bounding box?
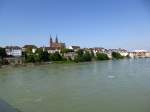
[0,59,150,112]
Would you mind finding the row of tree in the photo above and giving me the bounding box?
[24,49,65,63]
[24,48,126,63]
[0,47,127,65]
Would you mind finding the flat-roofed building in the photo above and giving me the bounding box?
[5,46,22,57]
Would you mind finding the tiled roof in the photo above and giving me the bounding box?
[5,46,21,50]
[23,45,37,48]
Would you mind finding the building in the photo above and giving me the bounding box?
[128,50,150,58]
[5,46,22,57]
[42,47,61,54]
[118,48,128,57]
[4,57,25,65]
[22,45,37,53]
[92,47,107,56]
[64,52,77,60]
[67,46,80,52]
[108,48,128,57]
[50,36,66,49]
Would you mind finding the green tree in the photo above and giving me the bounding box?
[35,48,50,62]
[0,47,6,58]
[42,51,50,62]
[76,49,84,56]
[25,54,35,63]
[36,48,43,60]
[112,52,124,59]
[96,53,109,60]
[83,51,92,61]
[34,54,41,62]
[50,52,63,61]
[90,49,95,58]
[74,50,92,62]
[0,47,6,64]
[61,48,74,54]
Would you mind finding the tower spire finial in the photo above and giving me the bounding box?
[55,34,58,43]
[49,33,53,47]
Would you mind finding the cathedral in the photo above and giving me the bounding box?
[49,36,66,49]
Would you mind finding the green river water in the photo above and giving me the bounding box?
[0,59,150,112]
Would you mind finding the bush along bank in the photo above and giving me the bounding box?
[0,47,128,66]
[24,48,128,63]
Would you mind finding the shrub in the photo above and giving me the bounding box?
[96,53,109,60]
[74,50,92,62]
[112,52,124,59]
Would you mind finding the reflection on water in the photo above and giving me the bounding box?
[0,99,21,112]
[0,59,150,112]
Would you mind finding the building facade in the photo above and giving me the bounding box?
[50,36,66,49]
[5,46,22,57]
[67,46,80,52]
[22,45,37,53]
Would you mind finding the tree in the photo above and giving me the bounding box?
[96,53,109,60]
[83,51,92,61]
[50,52,63,61]
[112,52,124,59]
[76,49,84,56]
[35,48,50,62]
[61,48,74,54]
[74,50,92,62]
[0,47,7,64]
[42,51,50,62]
[0,47,6,59]
[34,54,41,62]
[36,48,43,61]
[90,49,95,58]
[25,54,35,63]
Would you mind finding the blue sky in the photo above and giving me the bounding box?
[0,0,150,50]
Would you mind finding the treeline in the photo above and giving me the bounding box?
[0,47,128,65]
[24,48,127,63]
[24,50,66,63]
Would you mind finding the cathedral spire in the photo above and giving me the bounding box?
[55,35,58,43]
[50,34,53,47]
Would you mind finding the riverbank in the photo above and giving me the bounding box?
[0,60,103,69]
[0,61,77,69]
[0,57,148,69]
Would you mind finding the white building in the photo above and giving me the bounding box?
[134,50,147,53]
[92,47,107,56]
[128,50,149,58]
[64,52,77,60]
[42,47,60,54]
[5,46,22,57]
[108,48,128,57]
[67,46,80,52]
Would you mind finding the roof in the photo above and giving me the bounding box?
[5,46,21,50]
[71,46,80,49]
[134,50,147,52]
[108,48,128,52]
[23,45,37,49]
[40,47,58,50]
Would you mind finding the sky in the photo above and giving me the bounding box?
[0,0,150,50]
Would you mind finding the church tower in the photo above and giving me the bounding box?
[50,35,53,47]
[55,35,58,43]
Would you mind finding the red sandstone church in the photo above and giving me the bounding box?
[49,36,66,49]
